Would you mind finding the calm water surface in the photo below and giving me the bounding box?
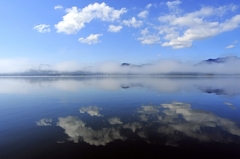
[0,76,240,158]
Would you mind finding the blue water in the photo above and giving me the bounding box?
[0,76,240,158]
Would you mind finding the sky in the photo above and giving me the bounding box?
[0,0,240,73]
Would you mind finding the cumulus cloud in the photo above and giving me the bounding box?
[52,2,239,48]
[122,17,143,28]
[146,4,152,9]
[36,118,52,126]
[158,4,240,49]
[79,106,103,117]
[138,28,160,44]
[54,5,63,10]
[33,24,50,33]
[55,2,127,34]
[57,116,125,145]
[166,0,182,13]
[138,35,160,44]
[78,34,102,44]
[108,117,123,125]
[138,10,149,19]
[108,25,122,32]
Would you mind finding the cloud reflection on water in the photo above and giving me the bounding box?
[57,102,240,146]
[108,117,123,125]
[79,106,103,117]
[57,116,125,146]
[36,118,52,126]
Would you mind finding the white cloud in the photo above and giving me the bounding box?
[138,10,149,19]
[57,116,125,145]
[79,106,103,117]
[146,4,152,9]
[226,40,238,49]
[138,28,161,44]
[108,25,122,32]
[33,24,50,33]
[122,17,143,28]
[55,2,127,34]
[157,5,240,49]
[54,5,63,10]
[226,45,235,49]
[36,118,52,126]
[140,28,149,35]
[108,117,123,125]
[138,35,160,44]
[166,0,182,13]
[78,34,102,44]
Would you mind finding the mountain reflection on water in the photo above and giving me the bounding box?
[0,76,240,95]
[1,76,240,158]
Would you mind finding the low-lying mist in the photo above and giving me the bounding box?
[0,57,240,74]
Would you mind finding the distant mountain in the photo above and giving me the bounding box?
[197,56,240,65]
[121,63,150,67]
[121,63,131,66]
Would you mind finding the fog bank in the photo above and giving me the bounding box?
[0,57,240,74]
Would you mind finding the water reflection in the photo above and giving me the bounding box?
[79,106,103,117]
[36,118,52,126]
[1,77,240,158]
[1,77,240,96]
[57,116,125,146]
[57,102,240,146]
[108,117,123,125]
[224,102,236,110]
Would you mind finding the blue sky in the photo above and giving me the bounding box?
[0,0,240,73]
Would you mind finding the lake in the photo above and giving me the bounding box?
[0,76,240,158]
